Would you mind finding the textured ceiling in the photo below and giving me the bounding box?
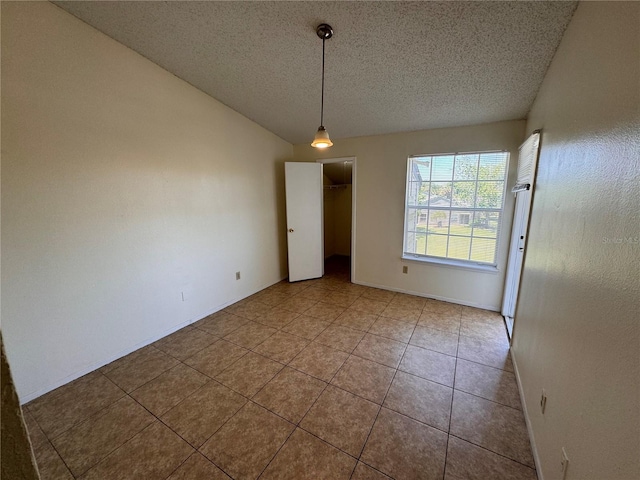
[53,1,577,145]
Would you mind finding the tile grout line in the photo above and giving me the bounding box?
[447,432,538,471]
[452,388,525,412]
[27,411,78,479]
[78,419,163,478]
[149,375,253,478]
[353,318,417,477]
[447,309,532,474]
[163,451,202,480]
[277,327,372,478]
[441,310,462,480]
[262,316,372,476]
[36,373,128,444]
[145,375,250,457]
[247,317,356,480]
[349,459,393,480]
[195,400,276,479]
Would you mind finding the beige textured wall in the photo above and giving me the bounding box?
[1,336,41,479]
[513,2,640,479]
[294,120,525,310]
[1,2,292,402]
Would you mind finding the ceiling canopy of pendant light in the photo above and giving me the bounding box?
[311,23,333,149]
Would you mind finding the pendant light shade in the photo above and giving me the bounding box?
[311,24,333,149]
[311,126,333,149]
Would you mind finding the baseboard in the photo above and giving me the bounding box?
[19,321,185,405]
[511,351,544,480]
[20,276,287,405]
[351,279,500,312]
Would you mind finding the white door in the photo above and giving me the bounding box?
[285,162,324,282]
[503,188,532,331]
[502,131,541,337]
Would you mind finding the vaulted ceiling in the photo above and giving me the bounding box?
[54,1,577,145]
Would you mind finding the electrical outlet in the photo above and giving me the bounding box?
[561,447,569,479]
[236,271,241,280]
[540,389,547,414]
[402,266,408,274]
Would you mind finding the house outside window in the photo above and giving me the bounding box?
[403,151,509,267]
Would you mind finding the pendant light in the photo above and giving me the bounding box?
[311,23,334,149]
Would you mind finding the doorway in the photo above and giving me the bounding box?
[318,157,356,281]
[502,131,541,338]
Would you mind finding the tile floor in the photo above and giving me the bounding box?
[24,257,537,480]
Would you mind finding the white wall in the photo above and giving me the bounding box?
[513,2,639,479]
[294,120,525,310]
[1,2,292,402]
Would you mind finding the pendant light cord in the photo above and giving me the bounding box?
[320,37,325,127]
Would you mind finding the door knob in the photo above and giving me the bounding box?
[288,228,294,233]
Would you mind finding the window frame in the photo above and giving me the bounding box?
[402,150,510,271]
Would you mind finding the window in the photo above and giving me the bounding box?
[403,151,509,267]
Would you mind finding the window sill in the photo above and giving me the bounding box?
[401,254,500,273]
